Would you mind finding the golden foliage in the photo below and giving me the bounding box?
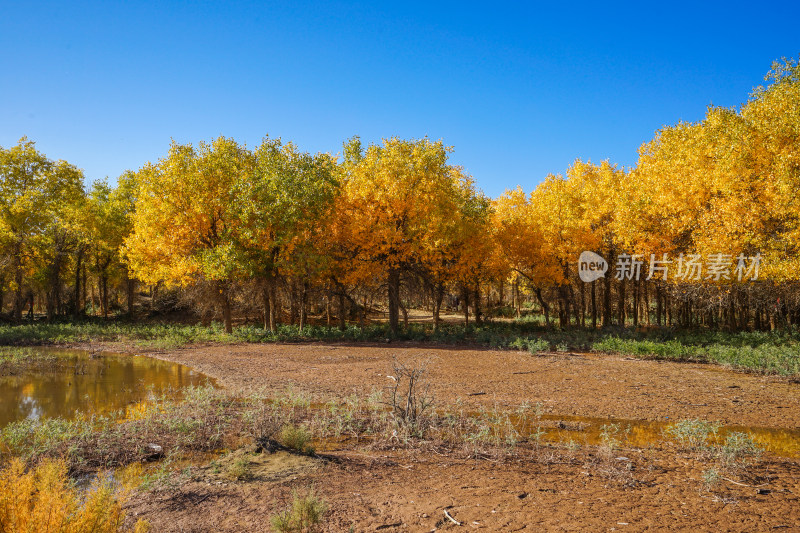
[0,458,148,533]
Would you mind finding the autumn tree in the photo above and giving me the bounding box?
[339,137,484,333]
[124,137,254,332]
[236,137,338,331]
[84,176,136,317]
[0,138,85,321]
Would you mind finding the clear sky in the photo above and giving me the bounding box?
[2,1,798,198]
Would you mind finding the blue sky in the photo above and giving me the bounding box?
[2,1,798,198]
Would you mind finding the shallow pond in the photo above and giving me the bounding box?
[531,414,800,458]
[0,349,213,427]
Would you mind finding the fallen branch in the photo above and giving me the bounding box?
[444,508,461,526]
[721,476,769,488]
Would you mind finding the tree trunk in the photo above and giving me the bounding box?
[338,291,346,331]
[261,285,271,331]
[361,293,367,328]
[101,273,109,318]
[602,271,612,328]
[433,283,444,332]
[47,254,62,322]
[655,283,662,326]
[289,281,298,325]
[580,282,586,328]
[73,247,84,318]
[557,284,570,328]
[326,287,331,328]
[11,243,25,322]
[535,288,550,327]
[82,265,87,314]
[461,284,470,326]
[388,267,401,334]
[400,301,409,328]
[591,280,597,329]
[299,282,308,332]
[218,281,233,333]
[570,284,580,326]
[126,276,136,316]
[473,285,482,326]
[498,280,504,308]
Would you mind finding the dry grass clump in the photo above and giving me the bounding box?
[271,488,327,533]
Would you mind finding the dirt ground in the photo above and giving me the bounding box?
[143,342,800,428]
[123,342,800,531]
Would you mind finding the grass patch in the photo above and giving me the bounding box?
[0,385,242,472]
[0,346,64,375]
[271,488,327,533]
[226,455,253,481]
[1,319,799,375]
[664,419,721,452]
[278,424,314,455]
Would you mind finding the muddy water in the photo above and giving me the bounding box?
[527,414,800,457]
[0,349,212,427]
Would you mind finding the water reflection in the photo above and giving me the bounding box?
[0,349,212,427]
[527,414,800,458]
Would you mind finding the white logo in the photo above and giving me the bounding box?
[578,251,608,282]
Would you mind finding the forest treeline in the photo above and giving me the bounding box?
[1,59,798,334]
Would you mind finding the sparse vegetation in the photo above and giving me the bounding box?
[0,346,64,375]
[665,419,721,453]
[701,467,721,491]
[279,424,315,455]
[388,358,434,435]
[2,321,799,376]
[227,455,253,481]
[270,488,327,533]
[718,431,763,471]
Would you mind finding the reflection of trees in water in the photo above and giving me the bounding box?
[0,350,208,427]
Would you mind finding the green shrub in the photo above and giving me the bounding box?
[665,419,720,452]
[271,488,327,533]
[717,431,762,469]
[527,338,549,354]
[279,425,314,454]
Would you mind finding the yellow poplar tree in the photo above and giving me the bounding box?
[340,137,480,333]
[124,137,254,332]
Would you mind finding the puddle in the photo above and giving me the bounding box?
[0,348,213,427]
[299,400,800,458]
[525,414,800,458]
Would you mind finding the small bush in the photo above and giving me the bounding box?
[717,432,762,469]
[701,467,721,491]
[279,425,314,454]
[665,419,720,452]
[271,488,327,533]
[527,338,549,354]
[227,456,252,481]
[388,359,434,435]
[599,423,629,455]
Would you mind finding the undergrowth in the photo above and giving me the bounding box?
[1,320,799,375]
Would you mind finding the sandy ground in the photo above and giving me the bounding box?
[122,342,800,532]
[142,342,800,428]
